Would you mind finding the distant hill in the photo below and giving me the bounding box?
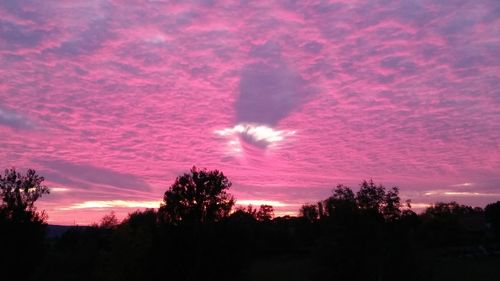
[46,225,88,238]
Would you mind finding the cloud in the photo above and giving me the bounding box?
[236,62,312,126]
[0,21,46,49]
[0,107,36,130]
[35,159,151,191]
[235,40,317,128]
[0,0,498,224]
[451,182,474,187]
[59,200,160,210]
[233,41,316,149]
[236,199,295,207]
[409,203,432,210]
[46,20,111,57]
[424,190,500,197]
[215,123,295,148]
[51,187,70,193]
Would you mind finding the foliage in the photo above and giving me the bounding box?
[159,166,235,224]
[230,205,258,223]
[256,205,274,221]
[420,202,484,249]
[2,167,496,281]
[0,168,50,281]
[484,201,500,239]
[98,211,119,229]
[299,203,319,222]
[356,179,386,211]
[309,180,426,281]
[323,184,357,219]
[424,201,476,218]
[0,168,49,222]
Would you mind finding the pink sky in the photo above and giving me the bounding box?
[1,0,499,225]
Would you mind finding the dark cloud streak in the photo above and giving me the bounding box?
[34,159,151,191]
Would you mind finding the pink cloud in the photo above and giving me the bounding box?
[1,0,499,224]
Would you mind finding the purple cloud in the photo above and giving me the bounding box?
[0,0,498,224]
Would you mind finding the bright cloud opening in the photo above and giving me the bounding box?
[215,123,295,146]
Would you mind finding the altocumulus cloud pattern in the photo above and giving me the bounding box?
[0,0,499,224]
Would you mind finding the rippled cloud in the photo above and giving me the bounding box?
[1,0,499,224]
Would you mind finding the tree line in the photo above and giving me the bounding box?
[1,167,499,281]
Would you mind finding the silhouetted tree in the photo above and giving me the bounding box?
[300,203,319,222]
[323,184,357,222]
[314,181,425,281]
[96,209,158,281]
[382,187,403,221]
[484,201,500,240]
[233,205,258,219]
[421,202,478,247]
[0,168,49,222]
[154,167,238,280]
[7,169,497,281]
[38,224,110,281]
[256,204,274,221]
[0,168,50,281]
[356,179,386,212]
[159,166,235,225]
[424,201,475,218]
[98,211,119,229]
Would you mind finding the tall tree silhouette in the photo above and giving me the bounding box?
[0,168,50,281]
[159,166,235,224]
[314,181,425,281]
[422,201,481,247]
[356,179,386,212]
[300,203,319,222]
[485,201,500,240]
[324,184,357,218]
[256,204,274,221]
[0,168,49,222]
[155,167,239,280]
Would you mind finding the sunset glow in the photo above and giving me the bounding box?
[59,200,162,210]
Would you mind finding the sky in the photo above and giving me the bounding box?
[1,0,499,225]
